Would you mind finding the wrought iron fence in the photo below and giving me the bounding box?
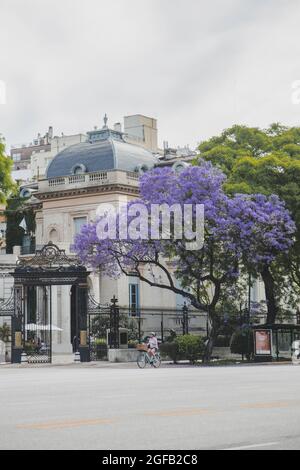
[0,315,12,363]
[117,306,207,343]
[87,300,208,361]
[87,294,300,361]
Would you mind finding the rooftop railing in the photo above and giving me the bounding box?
[40,169,140,192]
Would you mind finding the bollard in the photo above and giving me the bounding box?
[21,352,28,364]
[74,351,81,363]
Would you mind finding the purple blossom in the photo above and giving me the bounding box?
[74,162,296,288]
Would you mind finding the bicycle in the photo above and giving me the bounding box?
[292,340,300,365]
[137,349,161,368]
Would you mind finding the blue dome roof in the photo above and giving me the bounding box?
[46,129,157,179]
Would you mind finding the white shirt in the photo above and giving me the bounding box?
[148,336,158,349]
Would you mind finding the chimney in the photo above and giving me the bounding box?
[48,126,53,140]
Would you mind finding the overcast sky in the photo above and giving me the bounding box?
[1,0,300,152]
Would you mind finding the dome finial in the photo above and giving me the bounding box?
[103,113,108,129]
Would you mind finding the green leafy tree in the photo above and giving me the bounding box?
[0,136,31,253]
[0,322,11,342]
[0,137,14,203]
[198,124,300,323]
[5,192,36,254]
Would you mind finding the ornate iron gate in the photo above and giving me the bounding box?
[10,243,90,363]
[87,295,120,361]
[23,286,52,364]
[0,287,52,363]
[0,293,14,363]
[88,295,110,360]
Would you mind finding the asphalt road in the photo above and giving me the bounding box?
[1,363,300,450]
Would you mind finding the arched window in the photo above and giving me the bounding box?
[49,228,59,243]
[172,161,190,173]
[71,163,87,175]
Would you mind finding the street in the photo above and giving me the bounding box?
[1,363,300,450]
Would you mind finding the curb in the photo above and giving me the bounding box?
[0,360,293,369]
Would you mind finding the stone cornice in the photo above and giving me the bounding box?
[29,202,42,210]
[35,183,140,201]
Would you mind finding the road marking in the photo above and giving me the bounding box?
[241,401,294,410]
[145,408,212,417]
[224,442,278,450]
[17,418,117,430]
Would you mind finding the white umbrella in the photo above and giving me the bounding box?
[25,324,63,331]
[25,323,41,331]
[45,324,63,331]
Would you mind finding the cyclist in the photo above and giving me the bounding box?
[147,332,158,362]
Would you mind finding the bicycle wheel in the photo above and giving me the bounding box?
[152,353,161,368]
[137,352,147,368]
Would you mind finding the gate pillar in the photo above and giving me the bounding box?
[77,283,90,362]
[11,285,23,364]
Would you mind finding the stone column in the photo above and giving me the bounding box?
[51,286,59,351]
[52,285,72,354]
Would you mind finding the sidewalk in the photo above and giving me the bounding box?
[0,358,293,369]
[0,361,139,369]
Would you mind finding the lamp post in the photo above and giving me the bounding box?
[182,302,188,335]
[247,272,251,326]
[110,295,119,348]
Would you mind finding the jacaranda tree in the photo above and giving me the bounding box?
[0,136,15,203]
[74,162,295,359]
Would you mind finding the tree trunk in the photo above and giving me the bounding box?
[203,312,219,363]
[202,281,222,363]
[260,266,277,324]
